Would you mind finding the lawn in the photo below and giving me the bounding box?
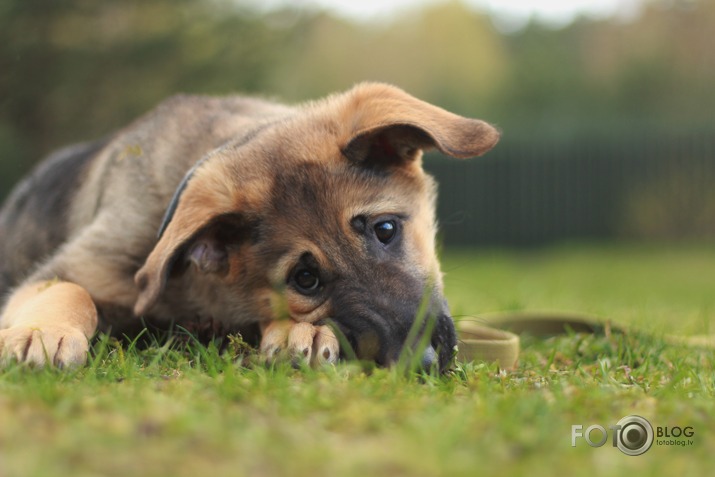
[0,244,713,477]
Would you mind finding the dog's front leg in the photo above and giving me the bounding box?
[260,320,339,366]
[0,280,98,367]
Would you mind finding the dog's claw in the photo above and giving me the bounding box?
[267,346,281,360]
[260,321,339,367]
[312,325,339,366]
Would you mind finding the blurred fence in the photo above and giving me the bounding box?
[426,131,715,246]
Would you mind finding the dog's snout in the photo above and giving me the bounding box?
[331,282,458,372]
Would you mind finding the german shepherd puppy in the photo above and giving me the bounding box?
[0,83,499,372]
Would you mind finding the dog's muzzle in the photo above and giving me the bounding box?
[329,272,457,372]
[334,307,457,373]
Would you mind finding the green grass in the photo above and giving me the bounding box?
[1,243,714,477]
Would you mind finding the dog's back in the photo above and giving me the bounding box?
[0,94,292,297]
[0,141,106,295]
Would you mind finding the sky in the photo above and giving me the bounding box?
[258,0,644,29]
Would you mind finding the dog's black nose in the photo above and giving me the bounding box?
[421,345,437,370]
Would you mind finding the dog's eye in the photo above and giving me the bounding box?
[374,220,397,244]
[293,268,320,293]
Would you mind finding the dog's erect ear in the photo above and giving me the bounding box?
[133,162,254,317]
[339,83,500,164]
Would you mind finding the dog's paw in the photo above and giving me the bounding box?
[260,320,339,366]
[0,325,90,368]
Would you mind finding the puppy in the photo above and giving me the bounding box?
[0,83,499,371]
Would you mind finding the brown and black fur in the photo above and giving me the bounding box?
[0,83,499,371]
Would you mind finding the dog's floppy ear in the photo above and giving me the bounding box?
[133,161,252,317]
[339,83,500,164]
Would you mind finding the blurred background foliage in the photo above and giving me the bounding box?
[1,0,714,245]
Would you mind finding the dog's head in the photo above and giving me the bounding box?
[134,83,499,372]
